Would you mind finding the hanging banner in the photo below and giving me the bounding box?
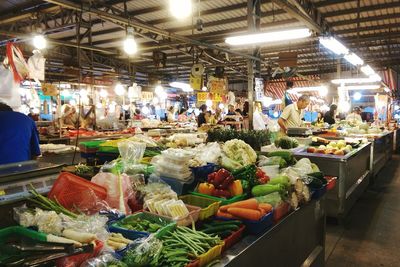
[42,83,58,96]
[141,91,154,101]
[197,92,208,102]
[208,76,227,94]
[190,74,202,91]
[197,92,223,102]
[255,78,264,101]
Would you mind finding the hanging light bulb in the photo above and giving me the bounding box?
[169,0,192,19]
[99,89,108,98]
[33,34,47,50]
[155,85,164,96]
[123,27,137,55]
[114,83,125,96]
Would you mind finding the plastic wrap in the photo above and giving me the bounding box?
[80,253,125,267]
[121,235,163,267]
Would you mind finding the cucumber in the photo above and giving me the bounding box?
[202,224,239,234]
[251,183,284,197]
[208,220,242,227]
[267,151,294,163]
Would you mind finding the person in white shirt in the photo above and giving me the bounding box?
[278,95,310,133]
[346,106,363,123]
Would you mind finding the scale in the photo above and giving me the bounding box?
[287,127,313,137]
[0,160,63,205]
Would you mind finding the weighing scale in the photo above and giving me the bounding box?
[0,161,63,205]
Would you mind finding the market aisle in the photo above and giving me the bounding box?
[325,154,400,267]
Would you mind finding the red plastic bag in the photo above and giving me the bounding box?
[56,240,103,267]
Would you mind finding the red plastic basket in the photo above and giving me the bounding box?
[326,176,337,191]
[273,202,291,223]
[222,225,245,252]
[48,172,107,214]
[56,240,103,267]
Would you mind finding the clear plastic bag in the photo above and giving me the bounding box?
[121,235,163,267]
[118,140,146,166]
[80,252,123,267]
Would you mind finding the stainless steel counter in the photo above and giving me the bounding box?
[294,143,371,219]
[219,199,326,267]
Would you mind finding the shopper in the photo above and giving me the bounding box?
[133,109,144,120]
[242,101,250,130]
[178,108,188,122]
[346,106,363,123]
[61,104,79,128]
[197,104,207,127]
[167,106,175,122]
[278,94,310,133]
[324,104,337,125]
[0,102,41,164]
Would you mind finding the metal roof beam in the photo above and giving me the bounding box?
[314,0,355,8]
[323,2,400,18]
[331,13,400,27]
[270,0,327,33]
[44,0,261,62]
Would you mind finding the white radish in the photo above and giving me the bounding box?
[62,229,96,243]
[46,234,82,247]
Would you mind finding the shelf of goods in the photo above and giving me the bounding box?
[218,199,325,267]
[293,143,371,219]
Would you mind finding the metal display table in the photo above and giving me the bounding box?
[219,199,326,267]
[294,143,371,219]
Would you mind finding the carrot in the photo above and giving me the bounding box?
[216,210,238,219]
[219,205,229,212]
[221,198,259,212]
[257,208,267,216]
[227,207,262,221]
[258,203,273,213]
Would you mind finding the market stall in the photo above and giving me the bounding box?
[293,142,371,219]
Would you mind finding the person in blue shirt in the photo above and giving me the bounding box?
[0,102,41,165]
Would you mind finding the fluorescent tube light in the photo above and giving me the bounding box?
[344,53,364,66]
[339,85,380,90]
[319,37,348,55]
[331,78,377,84]
[360,65,374,76]
[170,81,193,92]
[287,86,328,96]
[369,74,381,82]
[225,28,311,46]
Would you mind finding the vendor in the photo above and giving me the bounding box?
[324,104,337,125]
[278,95,310,133]
[346,106,363,123]
[61,104,79,128]
[197,104,207,127]
[0,102,41,164]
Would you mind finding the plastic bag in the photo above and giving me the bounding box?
[14,206,63,235]
[56,240,104,267]
[118,140,146,166]
[91,172,134,214]
[121,235,163,267]
[257,155,287,168]
[80,252,124,267]
[192,142,221,164]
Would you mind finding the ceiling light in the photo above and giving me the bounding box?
[169,0,192,19]
[170,81,193,92]
[202,86,207,91]
[114,83,125,96]
[331,78,378,84]
[155,85,164,96]
[369,74,381,82]
[319,36,348,55]
[353,92,362,101]
[339,85,380,90]
[99,89,108,98]
[225,28,311,46]
[273,111,279,118]
[287,86,328,96]
[344,53,364,66]
[33,34,47,50]
[360,65,374,76]
[123,27,137,55]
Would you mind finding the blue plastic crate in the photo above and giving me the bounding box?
[160,176,197,195]
[190,163,217,182]
[108,212,176,241]
[215,210,274,236]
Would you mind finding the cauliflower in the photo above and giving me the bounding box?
[223,139,257,166]
[35,209,63,235]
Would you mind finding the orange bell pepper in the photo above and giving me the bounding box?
[198,182,215,195]
[228,180,243,196]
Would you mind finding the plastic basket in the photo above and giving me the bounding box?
[98,146,120,153]
[187,242,224,267]
[190,191,247,206]
[179,195,220,220]
[273,202,291,223]
[95,152,119,164]
[312,185,327,200]
[160,176,196,195]
[144,204,201,227]
[0,226,47,244]
[190,163,216,182]
[222,225,246,252]
[48,172,107,214]
[243,211,274,235]
[216,211,274,235]
[326,176,337,191]
[108,212,176,240]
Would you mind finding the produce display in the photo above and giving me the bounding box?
[306,138,355,155]
[0,132,335,267]
[274,136,299,149]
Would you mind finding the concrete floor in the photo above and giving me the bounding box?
[325,155,400,267]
